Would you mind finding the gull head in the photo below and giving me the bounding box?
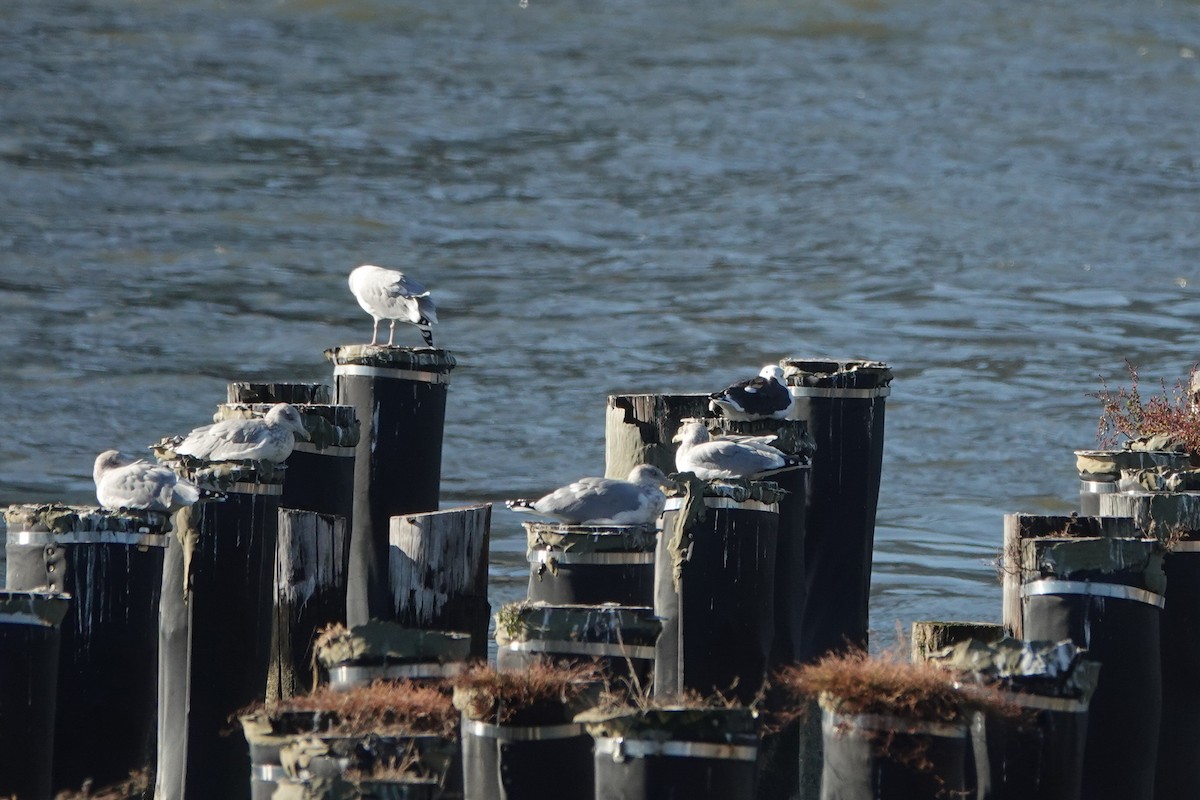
[93,449,138,485]
[672,421,711,447]
[627,464,675,490]
[265,403,311,441]
[760,364,786,383]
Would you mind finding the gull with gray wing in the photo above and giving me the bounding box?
[506,465,674,526]
[673,421,802,480]
[174,402,310,464]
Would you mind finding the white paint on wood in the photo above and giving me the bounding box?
[388,504,490,623]
[276,509,349,605]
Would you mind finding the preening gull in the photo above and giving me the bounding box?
[505,465,674,526]
[673,421,802,480]
[94,450,203,514]
[175,402,310,464]
[348,264,438,346]
[709,365,793,421]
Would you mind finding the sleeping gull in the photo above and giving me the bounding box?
[94,450,204,514]
[174,402,310,464]
[348,264,438,346]
[505,465,674,526]
[673,421,802,480]
[709,365,793,421]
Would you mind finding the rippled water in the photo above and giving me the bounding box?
[2,0,1199,649]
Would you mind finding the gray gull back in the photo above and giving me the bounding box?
[673,421,801,480]
[94,450,203,513]
[348,264,438,346]
[174,402,310,464]
[505,464,673,525]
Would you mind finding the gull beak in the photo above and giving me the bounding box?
[671,430,684,443]
[294,419,311,441]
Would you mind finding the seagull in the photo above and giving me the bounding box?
[174,403,310,464]
[348,264,438,346]
[505,465,674,526]
[673,421,802,480]
[708,365,793,421]
[94,450,204,514]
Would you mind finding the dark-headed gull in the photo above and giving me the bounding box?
[94,450,203,513]
[175,403,310,464]
[673,421,802,480]
[708,365,793,421]
[506,465,673,526]
[348,264,438,346]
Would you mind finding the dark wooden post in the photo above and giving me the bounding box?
[4,504,169,793]
[267,509,349,702]
[389,503,491,658]
[780,357,891,660]
[0,590,70,800]
[326,345,455,627]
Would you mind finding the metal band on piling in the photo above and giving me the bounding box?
[253,763,289,782]
[228,482,284,496]
[662,497,778,514]
[329,662,466,685]
[290,442,357,457]
[462,720,583,742]
[1000,691,1089,714]
[826,712,968,739]
[0,611,60,628]
[593,737,758,762]
[7,530,166,547]
[501,639,657,660]
[1171,541,1200,553]
[1021,579,1165,609]
[787,386,892,399]
[527,549,654,566]
[332,364,449,384]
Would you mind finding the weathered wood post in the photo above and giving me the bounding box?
[5,504,169,793]
[267,509,350,701]
[389,503,491,658]
[524,522,658,606]
[326,345,455,627]
[605,393,711,478]
[654,480,782,705]
[1020,534,1165,800]
[779,357,891,660]
[909,619,1005,662]
[156,460,284,800]
[223,383,359,522]
[1075,446,1194,515]
[1101,490,1200,800]
[1000,514,1136,638]
[0,590,70,800]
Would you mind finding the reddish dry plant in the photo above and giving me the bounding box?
[450,660,603,725]
[267,680,458,738]
[1094,360,1200,453]
[52,770,151,800]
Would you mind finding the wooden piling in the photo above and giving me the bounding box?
[4,504,169,793]
[326,345,455,627]
[604,393,710,478]
[267,509,350,702]
[910,620,1005,663]
[1001,513,1137,638]
[388,503,491,658]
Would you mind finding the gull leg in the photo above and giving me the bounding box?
[387,320,396,346]
[370,320,379,345]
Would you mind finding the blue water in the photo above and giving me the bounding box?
[2,0,1199,649]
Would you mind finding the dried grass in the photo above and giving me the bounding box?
[451,659,603,725]
[262,680,458,738]
[52,770,150,800]
[1094,361,1200,452]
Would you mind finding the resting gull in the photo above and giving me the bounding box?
[94,450,204,514]
[505,465,673,526]
[175,402,310,464]
[673,421,802,480]
[348,264,438,346]
[709,365,793,421]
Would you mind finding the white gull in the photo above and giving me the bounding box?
[673,421,802,480]
[505,465,674,526]
[175,402,310,464]
[94,450,203,514]
[709,365,793,421]
[348,264,438,346]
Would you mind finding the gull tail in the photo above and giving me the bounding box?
[505,499,540,515]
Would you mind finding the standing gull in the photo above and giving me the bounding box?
[505,465,674,526]
[94,450,204,514]
[348,264,438,346]
[709,365,793,421]
[174,403,310,464]
[673,421,802,480]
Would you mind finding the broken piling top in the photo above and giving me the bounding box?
[227,382,333,405]
[778,356,893,394]
[0,589,71,626]
[315,620,473,670]
[1020,536,1167,594]
[524,521,658,556]
[1075,446,1195,481]
[324,344,456,380]
[576,705,758,745]
[494,601,662,650]
[4,502,172,541]
[910,620,1005,663]
[926,636,1101,704]
[1100,491,1200,541]
[605,393,711,479]
[216,402,360,451]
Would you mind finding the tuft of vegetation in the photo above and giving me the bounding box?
[1094,360,1200,453]
[260,680,458,738]
[451,660,602,726]
[52,770,151,800]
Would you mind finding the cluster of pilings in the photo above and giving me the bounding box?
[0,348,901,799]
